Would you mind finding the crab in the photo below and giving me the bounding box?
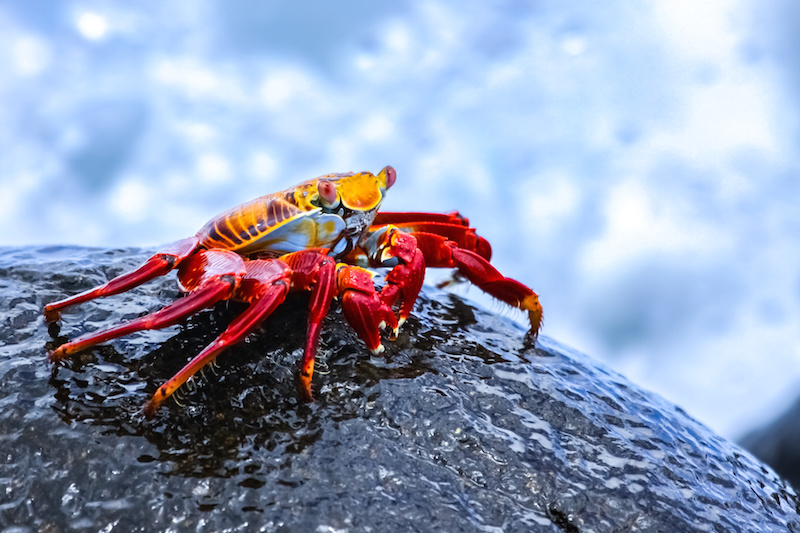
[44,167,542,416]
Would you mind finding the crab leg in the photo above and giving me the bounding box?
[143,262,290,417]
[375,221,492,261]
[373,211,471,227]
[280,249,339,402]
[49,249,246,362]
[44,236,200,322]
[49,281,233,362]
[142,249,342,413]
[371,213,542,337]
[413,231,542,338]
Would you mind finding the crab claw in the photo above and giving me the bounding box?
[378,231,425,329]
[338,265,398,354]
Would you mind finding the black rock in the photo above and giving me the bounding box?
[741,395,800,492]
[1,246,798,532]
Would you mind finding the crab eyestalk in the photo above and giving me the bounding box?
[317,179,339,209]
[378,166,396,191]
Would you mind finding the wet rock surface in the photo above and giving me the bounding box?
[1,246,798,532]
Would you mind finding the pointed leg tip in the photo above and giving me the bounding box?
[143,387,170,418]
[388,316,406,339]
[142,401,159,419]
[521,295,543,336]
[300,388,314,403]
[49,347,67,364]
[370,344,385,356]
[298,373,315,403]
[43,306,61,324]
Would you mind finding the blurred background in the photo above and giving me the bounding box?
[1,0,798,441]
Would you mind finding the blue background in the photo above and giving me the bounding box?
[2,0,798,439]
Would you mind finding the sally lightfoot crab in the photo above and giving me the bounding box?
[44,167,542,416]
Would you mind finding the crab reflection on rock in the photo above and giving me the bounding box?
[44,167,542,416]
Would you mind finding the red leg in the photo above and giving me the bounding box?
[280,249,338,402]
[373,213,541,337]
[373,211,471,227]
[44,236,200,322]
[49,249,246,362]
[414,232,542,338]
[371,213,491,260]
[143,262,290,417]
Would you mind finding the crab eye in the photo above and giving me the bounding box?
[317,179,338,207]
[382,166,396,189]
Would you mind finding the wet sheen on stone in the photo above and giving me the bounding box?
[0,246,798,532]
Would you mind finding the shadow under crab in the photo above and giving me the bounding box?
[47,276,474,477]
